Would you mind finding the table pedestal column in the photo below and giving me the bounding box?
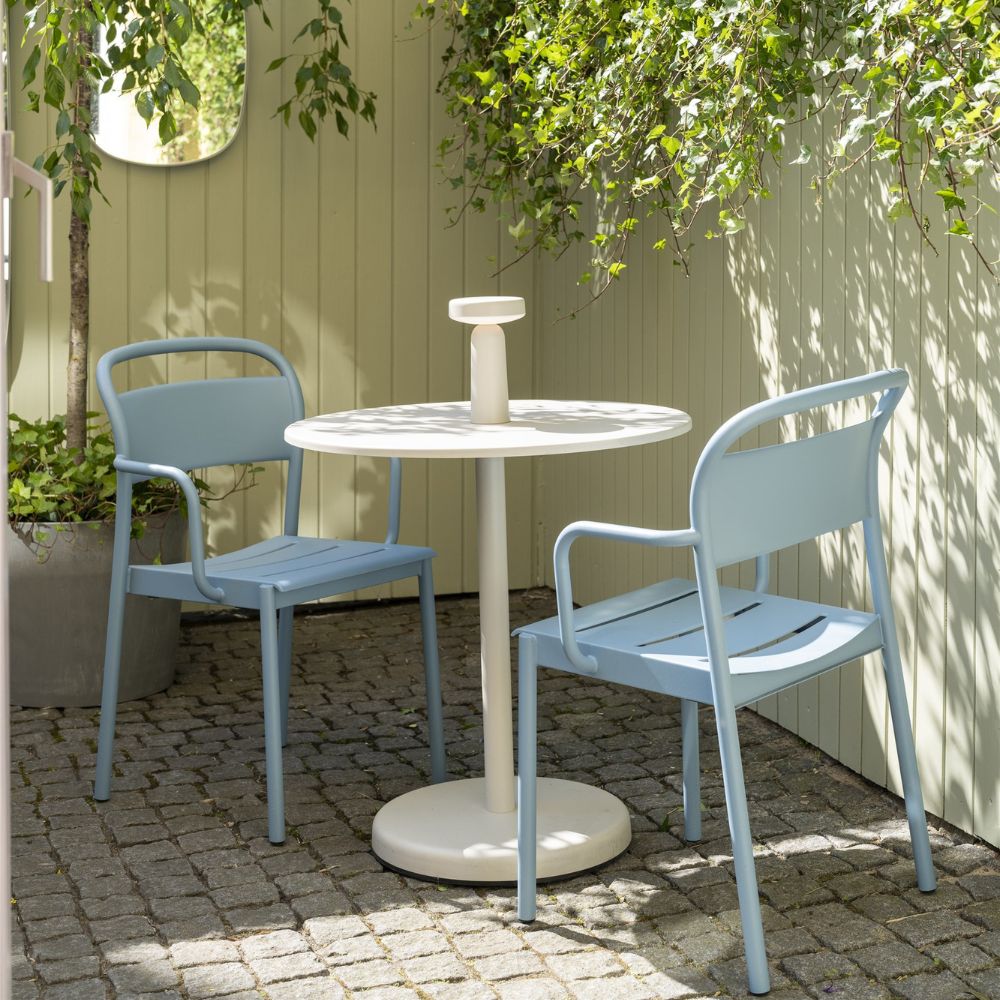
[476,456,515,814]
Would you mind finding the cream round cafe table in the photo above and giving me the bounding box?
[285,396,691,884]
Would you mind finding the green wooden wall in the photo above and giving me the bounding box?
[10,7,1000,848]
[9,2,540,600]
[535,143,1000,848]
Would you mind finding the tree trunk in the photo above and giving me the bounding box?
[66,188,89,454]
[65,29,92,456]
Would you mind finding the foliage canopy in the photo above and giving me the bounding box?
[417,0,1000,283]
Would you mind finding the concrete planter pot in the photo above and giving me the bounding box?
[9,512,186,707]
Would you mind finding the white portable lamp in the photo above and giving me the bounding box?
[449,295,525,425]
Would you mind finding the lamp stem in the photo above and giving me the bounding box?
[470,323,510,424]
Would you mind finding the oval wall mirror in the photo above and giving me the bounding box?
[94,16,247,166]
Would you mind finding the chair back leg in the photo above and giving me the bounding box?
[277,606,294,747]
[865,516,936,893]
[259,586,286,845]
[95,499,134,802]
[714,701,770,995]
[516,634,539,922]
[680,699,701,842]
[881,631,937,891]
[418,560,447,784]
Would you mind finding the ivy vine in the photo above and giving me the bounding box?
[416,1,1000,285]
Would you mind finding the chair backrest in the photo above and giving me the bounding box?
[96,337,305,471]
[690,369,908,568]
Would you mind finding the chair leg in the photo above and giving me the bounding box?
[715,702,770,995]
[418,560,447,784]
[259,587,286,845]
[882,634,937,892]
[517,635,538,922]
[681,699,701,842]
[278,606,294,747]
[95,505,133,802]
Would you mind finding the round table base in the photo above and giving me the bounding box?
[371,777,631,886]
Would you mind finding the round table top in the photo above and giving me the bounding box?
[285,399,691,459]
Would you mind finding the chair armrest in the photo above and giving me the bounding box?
[385,457,402,545]
[114,458,226,603]
[553,521,700,674]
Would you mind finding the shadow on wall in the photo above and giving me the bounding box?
[536,150,1000,846]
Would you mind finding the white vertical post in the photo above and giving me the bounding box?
[1,26,54,996]
[0,36,10,1000]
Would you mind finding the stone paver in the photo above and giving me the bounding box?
[10,590,1000,999]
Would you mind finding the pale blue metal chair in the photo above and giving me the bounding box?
[515,370,935,996]
[94,337,446,845]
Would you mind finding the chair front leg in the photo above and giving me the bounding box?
[714,701,770,995]
[680,699,701,842]
[517,635,538,922]
[418,560,446,783]
[259,586,286,845]
[278,606,294,747]
[95,500,134,802]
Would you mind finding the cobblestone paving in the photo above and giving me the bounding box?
[12,589,1000,1000]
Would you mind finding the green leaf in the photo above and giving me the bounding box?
[888,199,910,222]
[299,109,318,140]
[660,134,681,157]
[42,63,65,110]
[21,46,41,88]
[935,188,967,211]
[177,77,200,108]
[158,111,177,145]
[135,90,155,125]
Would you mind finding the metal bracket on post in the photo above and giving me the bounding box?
[1,131,54,282]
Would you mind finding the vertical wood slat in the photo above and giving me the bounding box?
[425,13,465,596]
[838,139,870,774]
[916,196,949,819]
[818,116,845,761]
[794,110,824,749]
[390,0,430,599]
[316,0,360,582]
[973,174,1000,846]
[862,161,894,788]
[943,223,979,835]
[775,123,802,734]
